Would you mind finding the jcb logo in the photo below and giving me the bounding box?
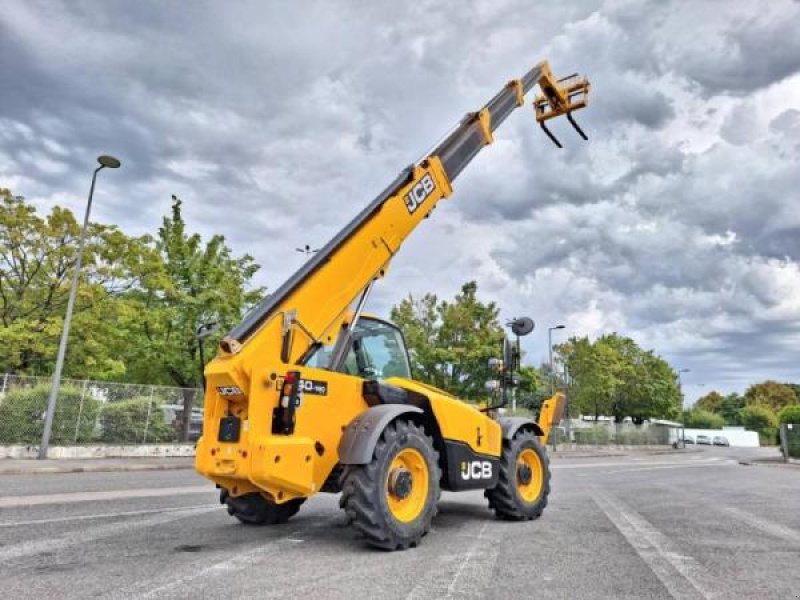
[403,174,436,214]
[460,460,492,480]
[217,386,244,397]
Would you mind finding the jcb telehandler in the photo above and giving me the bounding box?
[196,59,589,549]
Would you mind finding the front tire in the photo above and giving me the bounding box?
[339,419,441,550]
[220,489,305,525]
[485,430,550,520]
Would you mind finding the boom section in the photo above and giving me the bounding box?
[219,61,586,376]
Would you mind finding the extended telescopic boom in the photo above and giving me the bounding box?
[218,60,590,376]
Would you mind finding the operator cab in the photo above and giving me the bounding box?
[303,316,412,380]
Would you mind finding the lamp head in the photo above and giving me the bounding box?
[97,155,121,169]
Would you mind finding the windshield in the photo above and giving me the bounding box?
[303,318,411,379]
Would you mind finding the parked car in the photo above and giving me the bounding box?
[682,435,695,445]
[713,436,730,447]
[161,404,204,442]
[696,434,712,445]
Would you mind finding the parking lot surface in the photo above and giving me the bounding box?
[0,447,797,599]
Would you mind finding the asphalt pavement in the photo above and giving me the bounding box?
[0,446,797,599]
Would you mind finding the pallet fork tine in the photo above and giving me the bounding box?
[539,121,563,148]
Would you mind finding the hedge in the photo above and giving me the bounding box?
[0,384,100,444]
[777,405,800,425]
[95,397,175,444]
[574,426,611,444]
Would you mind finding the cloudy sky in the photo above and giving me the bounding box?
[2,0,800,402]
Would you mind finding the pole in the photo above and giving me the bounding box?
[198,337,207,389]
[38,166,104,459]
[143,386,155,444]
[548,328,555,396]
[73,379,88,443]
[548,328,556,452]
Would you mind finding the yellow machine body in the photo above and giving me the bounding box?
[195,59,589,505]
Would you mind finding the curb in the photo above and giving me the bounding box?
[738,459,800,469]
[0,462,194,476]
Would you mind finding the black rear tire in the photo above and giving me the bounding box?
[339,419,440,550]
[485,430,550,520]
[220,489,305,525]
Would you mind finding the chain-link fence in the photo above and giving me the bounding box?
[550,419,679,447]
[0,373,202,446]
[780,424,800,460]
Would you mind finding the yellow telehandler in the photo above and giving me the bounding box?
[196,59,588,549]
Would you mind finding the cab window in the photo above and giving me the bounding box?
[303,318,411,379]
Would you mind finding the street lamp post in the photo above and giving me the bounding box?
[677,368,690,402]
[548,324,565,452]
[38,155,121,460]
[548,325,566,395]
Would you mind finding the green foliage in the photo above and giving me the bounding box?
[743,381,798,412]
[614,428,659,445]
[719,393,745,425]
[0,384,99,444]
[0,191,261,395]
[0,189,157,378]
[739,404,778,445]
[777,404,800,425]
[574,425,611,444]
[695,391,724,413]
[556,334,681,422]
[96,398,174,444]
[390,282,506,399]
[515,365,546,413]
[121,197,263,389]
[682,408,725,429]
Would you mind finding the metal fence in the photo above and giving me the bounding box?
[550,419,678,447]
[780,424,800,460]
[0,373,202,446]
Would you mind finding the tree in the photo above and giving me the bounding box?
[743,381,798,412]
[682,408,724,429]
[0,189,156,378]
[390,282,505,400]
[777,405,800,425]
[719,393,745,425]
[739,404,778,445]
[120,196,262,438]
[515,365,546,414]
[695,391,724,413]
[556,334,680,422]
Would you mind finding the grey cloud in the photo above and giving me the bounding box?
[2,0,800,402]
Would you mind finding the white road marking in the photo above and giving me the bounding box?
[552,459,706,470]
[0,504,216,528]
[715,505,800,545]
[597,461,736,475]
[446,521,490,597]
[405,520,500,600]
[593,489,720,600]
[0,506,217,563]
[126,516,343,600]
[0,485,213,508]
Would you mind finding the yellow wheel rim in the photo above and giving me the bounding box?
[386,448,429,523]
[517,448,544,503]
